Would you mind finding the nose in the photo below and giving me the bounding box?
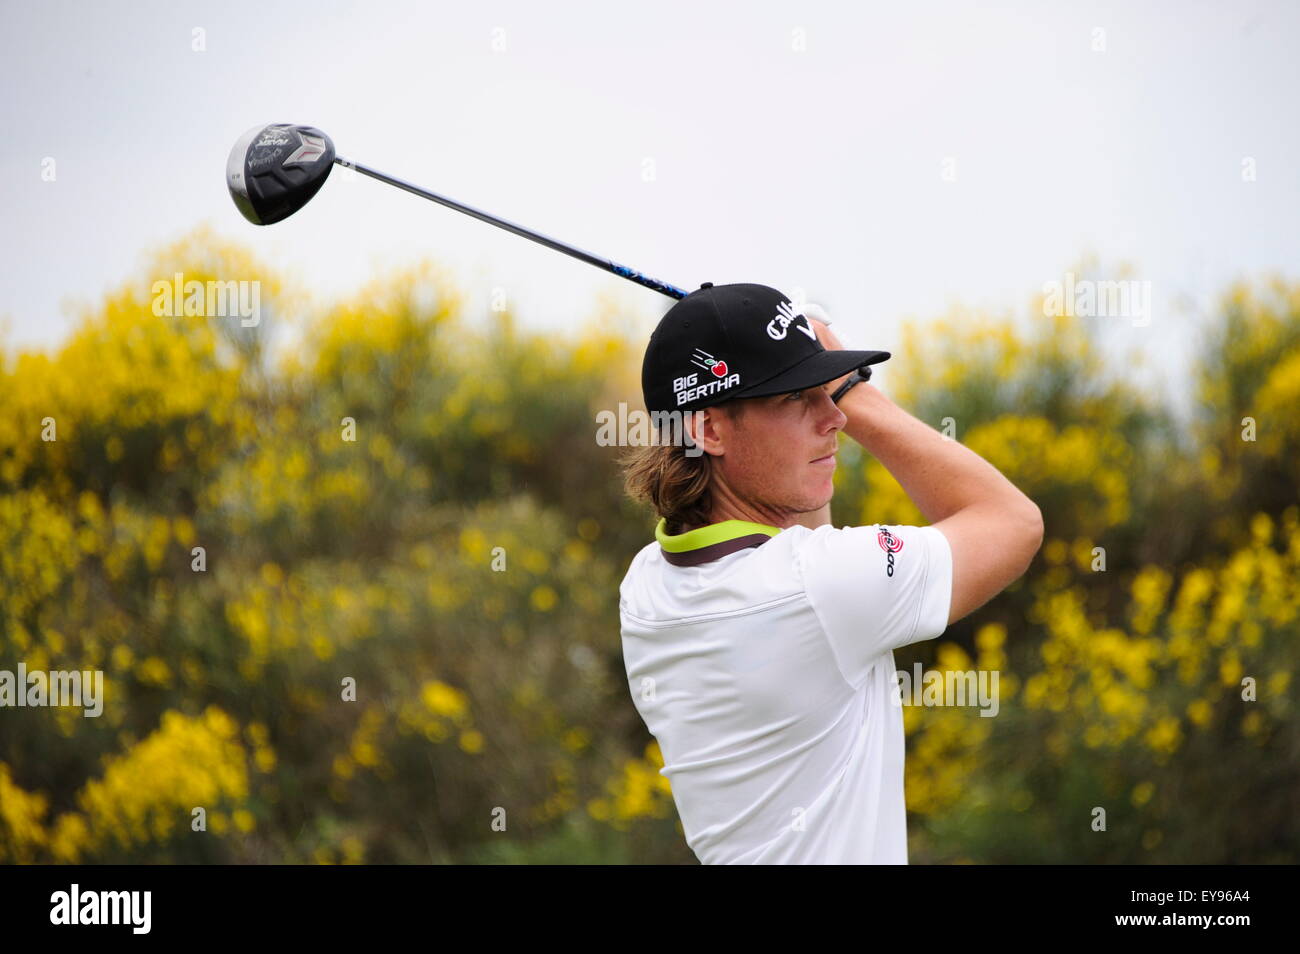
[815,385,847,431]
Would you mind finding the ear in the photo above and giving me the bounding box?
[683,406,731,456]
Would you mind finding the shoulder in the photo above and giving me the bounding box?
[618,539,662,594]
[619,540,660,582]
[790,522,950,581]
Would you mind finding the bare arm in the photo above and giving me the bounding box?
[837,382,1043,624]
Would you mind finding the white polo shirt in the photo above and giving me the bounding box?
[618,517,953,864]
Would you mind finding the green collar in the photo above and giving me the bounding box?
[655,517,782,567]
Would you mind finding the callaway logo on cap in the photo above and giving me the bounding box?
[642,282,891,414]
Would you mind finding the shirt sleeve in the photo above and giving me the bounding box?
[794,523,953,688]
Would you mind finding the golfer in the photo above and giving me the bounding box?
[618,282,1043,864]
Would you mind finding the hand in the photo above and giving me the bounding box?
[802,302,855,396]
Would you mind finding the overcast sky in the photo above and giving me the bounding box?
[2,0,1297,414]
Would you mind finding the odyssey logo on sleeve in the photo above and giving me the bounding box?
[878,528,904,577]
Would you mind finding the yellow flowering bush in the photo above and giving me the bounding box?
[1,231,1294,864]
[909,507,1297,863]
[1194,275,1300,540]
[0,707,255,862]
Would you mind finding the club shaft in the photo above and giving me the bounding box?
[336,156,688,300]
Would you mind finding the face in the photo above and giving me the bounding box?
[687,383,847,526]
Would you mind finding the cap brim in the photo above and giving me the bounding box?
[728,349,891,401]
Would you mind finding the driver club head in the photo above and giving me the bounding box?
[227,123,336,225]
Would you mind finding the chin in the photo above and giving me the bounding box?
[795,485,833,512]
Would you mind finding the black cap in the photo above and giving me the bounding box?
[641,282,890,414]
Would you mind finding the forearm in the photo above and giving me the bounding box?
[838,383,1035,524]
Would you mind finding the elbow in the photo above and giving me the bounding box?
[1017,499,1045,569]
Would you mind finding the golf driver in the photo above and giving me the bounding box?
[226,123,689,300]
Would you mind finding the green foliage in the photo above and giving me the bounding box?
[0,232,1295,863]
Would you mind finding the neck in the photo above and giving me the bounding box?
[681,494,831,533]
[706,498,796,529]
